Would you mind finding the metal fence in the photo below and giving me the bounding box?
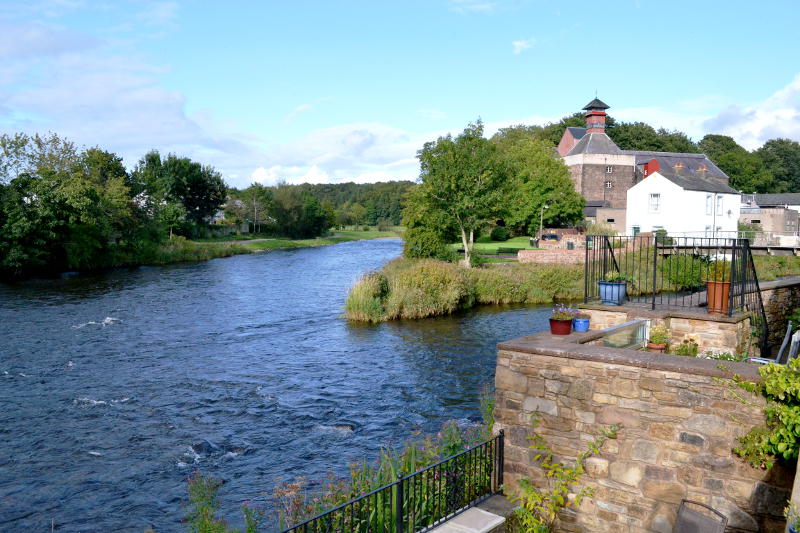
[282,432,504,533]
[584,235,768,353]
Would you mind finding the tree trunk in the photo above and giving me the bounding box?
[460,227,471,268]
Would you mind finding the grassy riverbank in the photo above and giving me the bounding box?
[345,254,800,323]
[345,258,583,322]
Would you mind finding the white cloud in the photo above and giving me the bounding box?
[703,74,800,149]
[449,0,496,13]
[0,21,101,58]
[511,38,535,55]
[283,103,313,124]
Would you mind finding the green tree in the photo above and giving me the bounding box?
[494,137,584,234]
[699,135,774,193]
[161,155,227,225]
[607,122,662,151]
[757,138,800,192]
[415,121,507,265]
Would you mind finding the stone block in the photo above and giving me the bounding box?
[678,432,705,447]
[645,465,676,481]
[592,393,617,405]
[575,410,596,424]
[658,406,693,418]
[640,377,664,391]
[597,406,641,428]
[496,366,527,394]
[711,496,758,531]
[648,422,676,440]
[585,457,609,478]
[685,414,728,437]
[545,379,570,394]
[611,378,639,399]
[526,377,545,396]
[609,461,644,487]
[617,398,652,411]
[523,397,558,416]
[631,439,660,463]
[642,480,686,504]
[691,454,734,472]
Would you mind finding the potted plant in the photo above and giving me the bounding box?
[572,313,591,332]
[549,305,575,335]
[705,260,732,315]
[598,270,632,306]
[647,325,669,353]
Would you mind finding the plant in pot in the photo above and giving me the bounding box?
[787,500,800,533]
[549,305,575,335]
[572,313,591,332]
[598,270,632,306]
[647,325,669,353]
[705,260,732,315]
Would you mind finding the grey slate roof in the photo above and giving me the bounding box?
[566,127,587,140]
[624,150,730,181]
[749,193,800,206]
[583,98,610,110]
[656,170,739,194]
[566,132,622,156]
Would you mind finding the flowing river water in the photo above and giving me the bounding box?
[0,239,550,532]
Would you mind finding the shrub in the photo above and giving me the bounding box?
[345,272,388,323]
[490,226,510,242]
[660,254,706,290]
[384,259,474,319]
[707,260,732,282]
[670,337,699,357]
[648,325,669,345]
[403,227,459,262]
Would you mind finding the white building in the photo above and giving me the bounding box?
[626,171,740,236]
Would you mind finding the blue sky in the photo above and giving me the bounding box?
[1,0,799,188]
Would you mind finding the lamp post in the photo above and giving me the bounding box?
[539,204,549,237]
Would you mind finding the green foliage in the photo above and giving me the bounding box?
[345,272,389,323]
[510,416,618,532]
[186,473,261,533]
[660,254,706,290]
[669,338,699,357]
[756,138,800,193]
[490,225,510,242]
[383,259,475,319]
[608,122,699,153]
[648,325,669,345]
[733,359,800,469]
[403,226,459,262]
[550,304,575,321]
[707,260,731,282]
[603,270,633,283]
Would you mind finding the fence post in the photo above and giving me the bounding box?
[728,239,737,317]
[652,235,658,310]
[497,430,505,492]
[395,473,404,533]
[584,236,589,303]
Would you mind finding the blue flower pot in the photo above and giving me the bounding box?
[598,281,627,306]
[573,317,590,332]
[790,526,798,533]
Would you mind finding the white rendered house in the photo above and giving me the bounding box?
[626,171,740,236]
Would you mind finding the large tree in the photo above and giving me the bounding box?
[415,121,507,265]
[698,135,774,193]
[756,138,800,192]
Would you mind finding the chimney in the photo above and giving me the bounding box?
[582,98,610,134]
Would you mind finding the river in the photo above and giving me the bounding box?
[0,239,549,532]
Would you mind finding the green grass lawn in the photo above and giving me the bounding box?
[449,235,536,255]
[215,229,403,252]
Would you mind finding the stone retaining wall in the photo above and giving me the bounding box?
[517,249,585,264]
[760,278,800,347]
[494,333,793,532]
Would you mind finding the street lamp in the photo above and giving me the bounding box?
[539,204,549,237]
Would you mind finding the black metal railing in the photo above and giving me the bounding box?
[282,432,504,533]
[584,235,769,353]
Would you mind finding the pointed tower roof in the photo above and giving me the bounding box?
[582,98,610,111]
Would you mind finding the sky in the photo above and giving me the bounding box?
[1,0,799,189]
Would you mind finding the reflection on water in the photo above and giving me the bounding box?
[0,239,550,532]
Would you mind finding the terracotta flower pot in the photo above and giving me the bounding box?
[549,318,572,335]
[647,342,667,353]
[706,280,731,315]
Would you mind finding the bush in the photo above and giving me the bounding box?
[384,259,474,319]
[660,254,706,290]
[345,272,388,323]
[490,226,510,242]
[403,227,458,262]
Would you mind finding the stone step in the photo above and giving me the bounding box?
[427,506,506,533]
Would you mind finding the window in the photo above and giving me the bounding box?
[632,226,640,236]
[716,196,723,215]
[606,218,615,223]
[648,193,661,213]
[605,181,613,189]
[705,225,712,237]
[606,166,613,173]
[751,219,761,224]
[706,194,713,215]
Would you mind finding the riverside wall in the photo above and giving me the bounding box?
[494,332,793,532]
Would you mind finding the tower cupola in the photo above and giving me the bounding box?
[582,98,610,134]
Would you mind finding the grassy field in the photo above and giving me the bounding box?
[191,228,403,254]
[449,235,535,255]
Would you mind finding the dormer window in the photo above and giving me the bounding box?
[606,166,613,173]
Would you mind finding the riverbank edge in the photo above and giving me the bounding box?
[346,254,800,323]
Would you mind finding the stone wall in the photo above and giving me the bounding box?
[517,249,585,264]
[495,333,793,532]
[760,278,800,347]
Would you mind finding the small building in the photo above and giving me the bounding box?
[626,170,740,236]
[742,192,800,212]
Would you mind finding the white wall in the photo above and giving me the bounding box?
[626,172,740,235]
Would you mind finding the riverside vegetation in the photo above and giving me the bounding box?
[345,252,800,323]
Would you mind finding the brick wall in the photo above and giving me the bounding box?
[517,249,585,264]
[495,333,792,532]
